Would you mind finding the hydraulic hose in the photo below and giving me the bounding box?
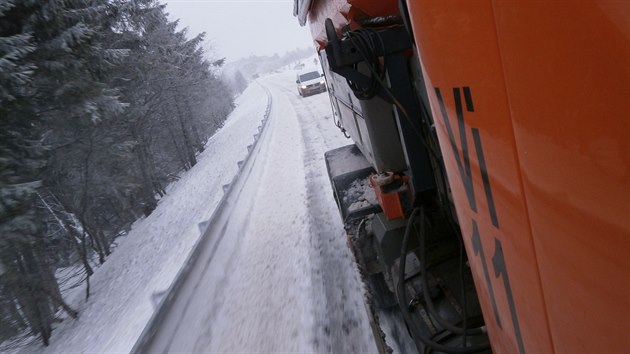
[418,218,485,336]
[460,237,469,347]
[397,207,490,354]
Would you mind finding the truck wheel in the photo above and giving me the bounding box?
[368,272,398,309]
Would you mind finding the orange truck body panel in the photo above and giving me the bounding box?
[305,0,630,352]
[406,1,630,353]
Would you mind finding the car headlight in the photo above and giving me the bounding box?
[301,85,307,89]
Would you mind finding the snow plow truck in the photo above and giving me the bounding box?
[293,1,629,353]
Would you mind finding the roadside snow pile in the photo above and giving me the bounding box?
[21,83,270,354]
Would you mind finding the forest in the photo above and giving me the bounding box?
[0,0,235,348]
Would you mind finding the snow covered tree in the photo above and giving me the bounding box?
[1,0,234,347]
[0,0,49,346]
[0,0,119,346]
[226,70,249,96]
[112,2,232,191]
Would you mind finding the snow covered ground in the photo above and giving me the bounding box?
[24,72,379,353]
[178,73,377,353]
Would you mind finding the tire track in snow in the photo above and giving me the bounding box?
[269,76,378,354]
[272,77,417,354]
[199,78,316,353]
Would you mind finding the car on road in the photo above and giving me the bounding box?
[296,70,326,97]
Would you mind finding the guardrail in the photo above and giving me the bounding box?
[131,82,272,353]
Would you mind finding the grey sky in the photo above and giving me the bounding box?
[164,0,315,62]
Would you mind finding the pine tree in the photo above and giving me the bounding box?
[1,0,235,347]
[0,0,117,345]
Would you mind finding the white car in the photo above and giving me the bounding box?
[296,70,326,97]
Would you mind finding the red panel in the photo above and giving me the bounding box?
[307,0,399,50]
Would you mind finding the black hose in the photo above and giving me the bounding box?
[397,207,489,354]
[418,214,485,336]
[344,28,385,100]
[460,237,468,347]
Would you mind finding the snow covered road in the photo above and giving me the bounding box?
[134,72,377,353]
[23,71,380,354]
[17,70,381,354]
[204,74,378,353]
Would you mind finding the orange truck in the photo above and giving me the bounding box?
[294,1,629,353]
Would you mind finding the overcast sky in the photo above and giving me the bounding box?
[164,0,315,62]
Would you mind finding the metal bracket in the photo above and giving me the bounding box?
[324,19,436,198]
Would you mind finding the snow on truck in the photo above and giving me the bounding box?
[294,1,629,353]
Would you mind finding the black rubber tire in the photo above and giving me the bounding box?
[369,272,399,310]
